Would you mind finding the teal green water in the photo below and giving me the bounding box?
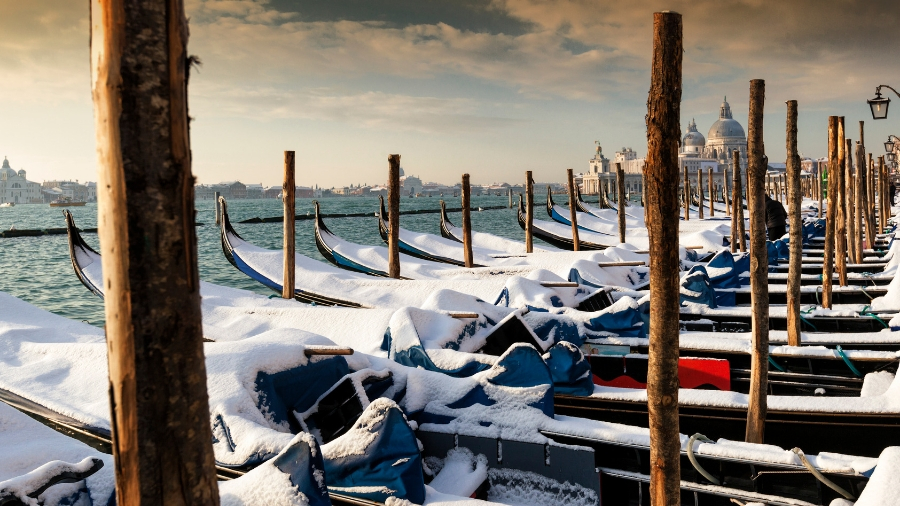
[0,196,552,327]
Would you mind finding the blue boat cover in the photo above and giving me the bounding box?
[323,398,425,504]
[544,341,594,396]
[271,433,331,506]
[704,249,746,289]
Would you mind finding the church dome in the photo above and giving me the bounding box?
[0,157,16,180]
[682,118,705,147]
[707,98,745,140]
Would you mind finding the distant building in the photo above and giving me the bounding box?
[0,157,42,204]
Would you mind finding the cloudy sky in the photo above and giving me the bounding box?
[0,0,898,187]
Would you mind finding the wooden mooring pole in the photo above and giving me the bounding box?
[388,154,401,278]
[617,162,626,243]
[785,101,801,347]
[836,131,848,286]
[822,117,838,308]
[733,150,746,252]
[462,174,474,267]
[525,171,534,253]
[745,79,768,445]
[90,0,220,502]
[684,170,690,221]
[864,153,875,248]
[567,170,581,251]
[708,168,714,217]
[698,168,704,219]
[646,11,682,505]
[283,151,295,298]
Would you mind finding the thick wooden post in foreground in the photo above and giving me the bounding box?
[822,117,838,308]
[785,101,802,347]
[388,155,401,278]
[282,152,296,298]
[567,170,581,251]
[90,0,220,503]
[745,79,768,444]
[525,171,534,253]
[646,11,682,505]
[461,174,474,267]
[617,163,626,243]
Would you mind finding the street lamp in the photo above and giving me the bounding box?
[886,135,900,153]
[887,152,897,163]
[868,85,900,120]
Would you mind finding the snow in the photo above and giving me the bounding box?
[854,447,900,505]
[486,468,598,506]
[219,433,321,506]
[428,448,488,498]
[862,372,895,397]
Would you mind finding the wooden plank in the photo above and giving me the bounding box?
[745,78,768,444]
[448,312,480,319]
[598,261,646,267]
[90,0,219,502]
[283,151,295,299]
[304,347,354,356]
[646,11,682,505]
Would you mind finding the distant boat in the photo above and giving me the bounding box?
[49,197,86,207]
[0,202,13,207]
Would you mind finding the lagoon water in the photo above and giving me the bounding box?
[0,195,556,327]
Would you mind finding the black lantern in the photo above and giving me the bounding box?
[869,89,891,120]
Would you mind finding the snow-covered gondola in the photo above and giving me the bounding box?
[64,210,104,299]
[516,196,611,250]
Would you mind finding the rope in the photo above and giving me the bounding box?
[768,356,787,372]
[687,434,720,485]
[835,345,862,378]
[791,448,855,500]
[798,314,817,331]
[859,309,890,329]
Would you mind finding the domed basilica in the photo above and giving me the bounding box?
[680,97,748,174]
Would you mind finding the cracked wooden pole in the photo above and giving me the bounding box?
[388,154,401,278]
[708,168,715,216]
[525,171,534,253]
[698,167,704,219]
[725,170,731,217]
[617,162,626,243]
[684,170,690,220]
[847,145,857,265]
[822,117,838,308]
[786,101,802,347]
[567,169,581,251]
[282,151,295,298]
[461,173,474,268]
[733,150,747,252]
[864,154,874,248]
[646,11,682,505]
[855,140,865,259]
[745,78,768,445]
[836,132,848,286]
[90,0,220,503]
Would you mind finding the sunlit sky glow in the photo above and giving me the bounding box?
[0,0,898,187]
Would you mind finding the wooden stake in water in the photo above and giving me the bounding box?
[90,0,219,502]
[646,11,683,505]
[733,150,747,252]
[684,170,690,221]
[525,171,534,253]
[785,101,802,347]
[822,117,838,308]
[617,162,626,243]
[866,154,875,245]
[283,151,295,299]
[567,169,581,251]
[388,154,401,278]
[725,170,731,217]
[708,168,715,217]
[462,174,474,268]
[745,78,768,445]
